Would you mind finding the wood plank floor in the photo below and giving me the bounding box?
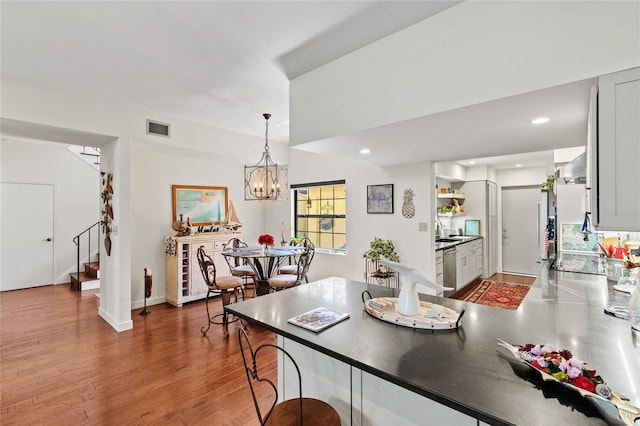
[1,284,276,425]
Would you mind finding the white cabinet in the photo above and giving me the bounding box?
[456,243,470,289]
[592,67,640,231]
[459,180,497,278]
[455,239,483,291]
[435,250,443,286]
[469,239,483,278]
[165,233,240,307]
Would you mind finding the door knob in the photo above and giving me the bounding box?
[45,238,52,242]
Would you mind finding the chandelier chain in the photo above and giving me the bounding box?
[263,113,271,152]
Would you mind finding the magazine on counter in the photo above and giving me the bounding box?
[287,307,350,332]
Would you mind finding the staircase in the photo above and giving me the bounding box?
[70,259,100,291]
[71,221,101,291]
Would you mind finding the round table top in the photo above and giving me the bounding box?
[222,245,303,258]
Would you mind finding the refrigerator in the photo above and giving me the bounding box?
[539,190,557,261]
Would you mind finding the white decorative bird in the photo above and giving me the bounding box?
[379,255,454,316]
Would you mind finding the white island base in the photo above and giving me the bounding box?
[278,337,478,426]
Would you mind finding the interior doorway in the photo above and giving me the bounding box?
[1,182,55,291]
[501,186,540,276]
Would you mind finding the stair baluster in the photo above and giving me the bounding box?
[72,221,100,291]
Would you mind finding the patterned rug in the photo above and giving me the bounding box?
[459,280,532,310]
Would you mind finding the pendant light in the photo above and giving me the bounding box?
[244,113,288,201]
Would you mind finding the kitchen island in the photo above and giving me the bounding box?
[226,264,639,425]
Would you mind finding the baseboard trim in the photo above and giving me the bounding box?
[82,280,100,290]
[131,295,167,310]
[99,307,133,332]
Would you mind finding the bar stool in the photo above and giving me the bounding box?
[238,329,341,425]
[223,237,256,297]
[278,238,315,283]
[269,247,312,292]
[197,246,244,338]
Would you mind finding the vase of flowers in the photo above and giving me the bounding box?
[258,234,275,254]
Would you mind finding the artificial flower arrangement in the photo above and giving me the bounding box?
[258,234,275,247]
[517,343,610,398]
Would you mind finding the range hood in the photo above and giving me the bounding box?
[555,152,586,185]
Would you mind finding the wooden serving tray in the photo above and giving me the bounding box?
[364,297,462,330]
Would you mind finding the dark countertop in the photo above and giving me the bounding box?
[226,264,640,425]
[435,235,482,251]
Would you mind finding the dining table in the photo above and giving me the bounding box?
[221,245,303,296]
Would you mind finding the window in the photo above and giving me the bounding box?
[292,180,346,253]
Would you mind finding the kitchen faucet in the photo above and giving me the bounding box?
[434,218,444,239]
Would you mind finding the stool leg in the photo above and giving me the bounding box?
[221,289,232,339]
[200,290,213,335]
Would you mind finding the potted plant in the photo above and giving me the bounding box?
[363,237,399,275]
[541,177,555,191]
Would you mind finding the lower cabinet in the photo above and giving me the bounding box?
[435,250,444,286]
[165,233,240,307]
[455,239,483,291]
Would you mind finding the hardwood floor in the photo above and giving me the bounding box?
[0,284,276,425]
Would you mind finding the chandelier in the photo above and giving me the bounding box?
[244,113,288,201]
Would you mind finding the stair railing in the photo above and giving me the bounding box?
[73,222,101,282]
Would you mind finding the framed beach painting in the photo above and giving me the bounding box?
[172,185,228,226]
[367,184,394,214]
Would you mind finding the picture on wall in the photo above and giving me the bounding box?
[172,185,228,226]
[465,220,480,236]
[367,184,394,214]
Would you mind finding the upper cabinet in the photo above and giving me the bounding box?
[591,67,640,231]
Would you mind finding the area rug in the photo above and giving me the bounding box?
[459,280,532,310]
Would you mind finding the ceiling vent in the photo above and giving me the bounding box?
[146,119,170,137]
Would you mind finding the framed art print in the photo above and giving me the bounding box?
[172,185,228,226]
[367,184,394,214]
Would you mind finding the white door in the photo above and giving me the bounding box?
[1,182,54,291]
[502,186,540,275]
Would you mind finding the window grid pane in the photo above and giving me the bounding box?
[294,183,346,252]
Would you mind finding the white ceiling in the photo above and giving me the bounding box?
[1,1,591,169]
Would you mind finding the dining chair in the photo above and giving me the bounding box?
[223,237,257,297]
[269,246,312,292]
[197,246,244,338]
[238,329,341,426]
[278,238,315,283]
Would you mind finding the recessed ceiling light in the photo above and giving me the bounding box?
[531,117,550,125]
[468,160,476,165]
[515,164,522,168]
[360,148,370,154]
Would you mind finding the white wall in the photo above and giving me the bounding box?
[1,75,274,331]
[264,149,436,283]
[0,138,99,283]
[130,140,263,307]
[291,1,640,144]
[495,167,548,188]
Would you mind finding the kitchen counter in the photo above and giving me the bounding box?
[226,265,640,425]
[435,235,482,251]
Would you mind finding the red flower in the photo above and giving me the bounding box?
[258,234,275,246]
[530,360,546,371]
[572,376,596,393]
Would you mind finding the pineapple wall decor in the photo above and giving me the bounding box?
[401,188,415,219]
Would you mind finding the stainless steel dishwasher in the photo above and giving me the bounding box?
[443,247,457,296]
